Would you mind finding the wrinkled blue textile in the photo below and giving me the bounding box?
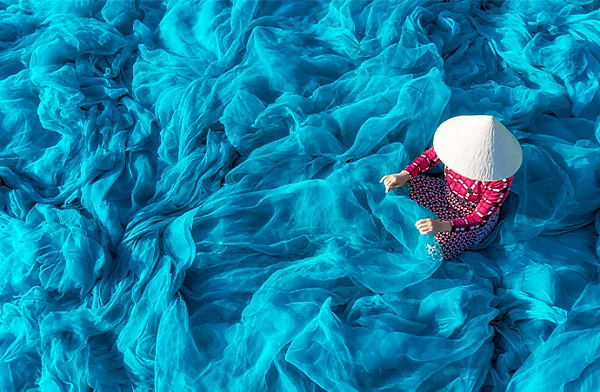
[0,0,599,391]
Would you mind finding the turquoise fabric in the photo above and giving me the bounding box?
[0,0,599,391]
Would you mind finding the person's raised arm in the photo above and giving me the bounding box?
[381,147,441,193]
[403,147,440,179]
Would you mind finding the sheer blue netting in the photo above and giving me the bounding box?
[0,0,599,390]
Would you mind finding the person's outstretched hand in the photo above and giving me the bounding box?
[416,219,452,235]
[380,171,411,193]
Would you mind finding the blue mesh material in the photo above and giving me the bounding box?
[0,0,599,391]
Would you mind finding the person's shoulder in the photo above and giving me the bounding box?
[484,177,513,189]
[424,146,438,158]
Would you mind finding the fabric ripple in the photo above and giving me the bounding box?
[0,0,599,391]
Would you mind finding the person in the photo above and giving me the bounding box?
[380,115,523,260]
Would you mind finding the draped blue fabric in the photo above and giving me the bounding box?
[0,0,599,391]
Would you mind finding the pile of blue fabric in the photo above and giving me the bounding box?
[0,0,599,390]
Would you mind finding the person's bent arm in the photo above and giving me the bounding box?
[403,147,440,179]
[449,178,513,232]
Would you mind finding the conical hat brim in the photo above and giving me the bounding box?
[432,115,523,181]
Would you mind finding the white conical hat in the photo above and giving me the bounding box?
[432,115,523,181]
